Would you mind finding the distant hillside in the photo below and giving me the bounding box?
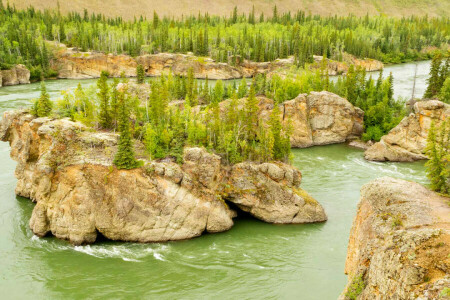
[7,0,450,19]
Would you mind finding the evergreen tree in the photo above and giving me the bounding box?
[345,65,357,104]
[110,78,120,129]
[439,77,450,104]
[424,54,443,98]
[212,80,224,104]
[425,120,449,194]
[97,71,111,128]
[113,85,139,169]
[136,64,145,84]
[34,82,53,117]
[244,80,259,139]
[269,104,282,159]
[238,78,248,98]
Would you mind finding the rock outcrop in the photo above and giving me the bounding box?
[342,177,450,300]
[0,110,327,245]
[311,54,384,75]
[217,91,364,148]
[365,100,450,162]
[53,46,384,80]
[0,64,30,86]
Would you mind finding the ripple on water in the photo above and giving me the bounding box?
[30,235,170,262]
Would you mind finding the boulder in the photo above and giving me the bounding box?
[365,100,450,162]
[341,177,450,300]
[0,64,30,86]
[0,110,327,245]
[227,162,327,223]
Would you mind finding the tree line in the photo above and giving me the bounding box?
[1,1,449,81]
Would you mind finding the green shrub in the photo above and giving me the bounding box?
[345,274,365,300]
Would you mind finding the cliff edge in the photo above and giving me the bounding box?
[342,177,450,299]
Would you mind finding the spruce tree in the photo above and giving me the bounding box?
[439,77,450,104]
[425,121,447,193]
[110,78,120,129]
[35,82,52,117]
[238,78,248,98]
[136,64,145,84]
[113,85,139,170]
[244,80,259,139]
[424,54,443,99]
[97,71,111,128]
[269,104,282,160]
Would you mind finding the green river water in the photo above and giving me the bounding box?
[0,61,431,299]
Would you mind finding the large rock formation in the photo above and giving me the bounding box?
[365,100,450,162]
[342,177,450,300]
[0,110,327,245]
[217,91,364,148]
[0,64,30,86]
[53,46,384,80]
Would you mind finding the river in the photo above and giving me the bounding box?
[0,61,431,299]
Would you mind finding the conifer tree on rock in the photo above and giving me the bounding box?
[113,84,139,170]
[98,71,111,129]
[34,82,52,117]
[425,120,449,194]
[244,80,259,140]
[136,64,145,84]
[424,54,443,99]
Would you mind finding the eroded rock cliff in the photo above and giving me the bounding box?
[53,46,383,80]
[0,64,30,86]
[0,110,327,245]
[365,100,450,162]
[342,177,450,300]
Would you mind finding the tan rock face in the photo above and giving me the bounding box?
[365,100,450,162]
[341,177,450,300]
[312,54,384,75]
[0,64,30,86]
[55,50,137,79]
[1,110,327,245]
[54,45,383,80]
[219,91,363,148]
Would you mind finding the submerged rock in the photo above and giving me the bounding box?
[0,110,327,245]
[365,100,450,162]
[341,177,450,300]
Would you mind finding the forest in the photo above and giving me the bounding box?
[0,1,449,81]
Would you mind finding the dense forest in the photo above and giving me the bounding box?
[0,1,449,80]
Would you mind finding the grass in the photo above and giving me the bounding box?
[8,0,450,19]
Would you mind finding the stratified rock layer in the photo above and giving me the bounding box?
[0,110,327,245]
[342,177,450,300]
[365,100,450,162]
